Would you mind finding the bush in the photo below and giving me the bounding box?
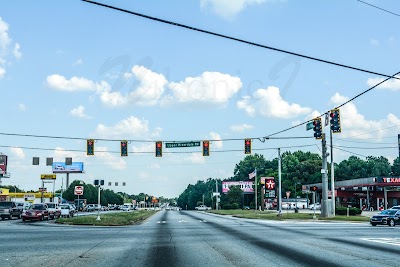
[223,204,233,210]
[232,203,239,209]
[335,207,362,216]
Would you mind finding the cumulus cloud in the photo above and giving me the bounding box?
[237,86,312,119]
[210,132,223,149]
[10,147,25,159]
[201,0,267,19]
[70,105,91,119]
[94,116,160,139]
[230,123,254,133]
[165,72,242,106]
[330,93,400,139]
[366,76,400,91]
[93,146,127,170]
[0,17,21,79]
[46,74,96,91]
[186,153,206,164]
[97,65,168,107]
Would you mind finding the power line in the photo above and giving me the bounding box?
[81,0,400,80]
[356,0,400,17]
[331,146,368,159]
[265,70,400,137]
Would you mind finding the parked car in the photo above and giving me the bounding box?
[59,204,74,218]
[370,209,400,226]
[121,205,131,211]
[195,205,211,211]
[390,205,400,210]
[22,204,50,221]
[309,203,321,210]
[0,201,23,220]
[86,204,95,212]
[46,202,61,219]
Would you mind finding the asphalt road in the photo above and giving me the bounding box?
[0,210,399,267]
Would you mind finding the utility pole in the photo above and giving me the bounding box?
[255,168,258,211]
[330,129,335,217]
[278,148,282,216]
[215,180,219,210]
[321,134,330,217]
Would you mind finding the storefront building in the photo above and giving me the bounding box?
[0,189,56,204]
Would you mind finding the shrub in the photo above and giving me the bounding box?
[335,207,362,216]
[232,203,239,209]
[223,204,233,210]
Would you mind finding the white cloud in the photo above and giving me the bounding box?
[230,123,254,133]
[10,147,25,159]
[0,17,21,79]
[94,146,127,170]
[18,103,26,112]
[70,105,91,119]
[13,43,22,58]
[97,65,168,107]
[330,93,400,139]
[186,153,206,164]
[47,74,96,91]
[369,38,380,46]
[94,116,160,139]
[237,86,312,119]
[201,0,267,19]
[210,132,223,149]
[53,147,82,161]
[73,58,83,66]
[366,76,400,91]
[166,72,242,106]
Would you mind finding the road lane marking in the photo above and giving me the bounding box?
[360,238,400,246]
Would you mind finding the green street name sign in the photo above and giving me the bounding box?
[165,142,200,148]
[306,121,313,131]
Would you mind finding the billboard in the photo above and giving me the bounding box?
[222,181,254,194]
[52,162,84,173]
[0,155,8,174]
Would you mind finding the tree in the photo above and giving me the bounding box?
[225,185,243,208]
[392,157,400,175]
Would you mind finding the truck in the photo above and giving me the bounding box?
[74,199,87,211]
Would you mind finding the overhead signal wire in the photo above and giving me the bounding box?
[356,0,400,17]
[81,0,400,80]
[330,145,368,159]
[264,70,400,138]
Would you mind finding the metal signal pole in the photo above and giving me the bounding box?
[321,134,329,218]
[278,148,282,216]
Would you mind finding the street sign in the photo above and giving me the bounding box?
[39,187,47,192]
[74,186,84,196]
[165,142,200,148]
[265,190,275,198]
[306,121,313,131]
[41,174,56,180]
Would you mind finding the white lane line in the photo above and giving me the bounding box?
[360,238,400,246]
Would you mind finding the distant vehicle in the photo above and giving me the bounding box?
[195,205,211,211]
[242,206,250,210]
[390,206,400,210]
[22,204,50,221]
[86,204,95,212]
[74,199,87,211]
[59,204,74,218]
[46,203,61,219]
[370,209,400,226]
[309,203,321,210]
[121,205,131,211]
[0,201,22,220]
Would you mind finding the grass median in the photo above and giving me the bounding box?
[208,210,370,222]
[56,211,157,226]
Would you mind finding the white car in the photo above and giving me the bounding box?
[121,205,131,211]
[309,203,321,210]
[195,205,211,211]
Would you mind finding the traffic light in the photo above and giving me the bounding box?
[155,141,162,157]
[310,186,317,191]
[313,118,322,139]
[94,179,99,186]
[87,139,94,156]
[121,140,128,157]
[244,139,251,154]
[330,108,341,133]
[203,140,210,156]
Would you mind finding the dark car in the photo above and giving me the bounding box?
[22,204,50,221]
[370,209,400,227]
[0,201,23,220]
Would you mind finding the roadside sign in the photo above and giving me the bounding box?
[74,186,84,196]
[165,142,200,148]
[39,188,47,192]
[306,121,313,131]
[41,174,56,180]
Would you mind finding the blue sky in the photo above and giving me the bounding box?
[0,0,399,198]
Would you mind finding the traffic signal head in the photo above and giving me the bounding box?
[244,139,251,154]
[155,141,162,157]
[94,179,99,186]
[203,140,210,156]
[121,140,128,157]
[313,118,322,139]
[87,139,94,156]
[330,108,341,133]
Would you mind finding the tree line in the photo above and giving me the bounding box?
[177,152,400,210]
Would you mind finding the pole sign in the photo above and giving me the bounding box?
[74,186,84,196]
[39,188,47,192]
[306,121,313,131]
[41,174,56,180]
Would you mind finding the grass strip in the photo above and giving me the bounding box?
[56,211,157,226]
[208,210,370,222]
